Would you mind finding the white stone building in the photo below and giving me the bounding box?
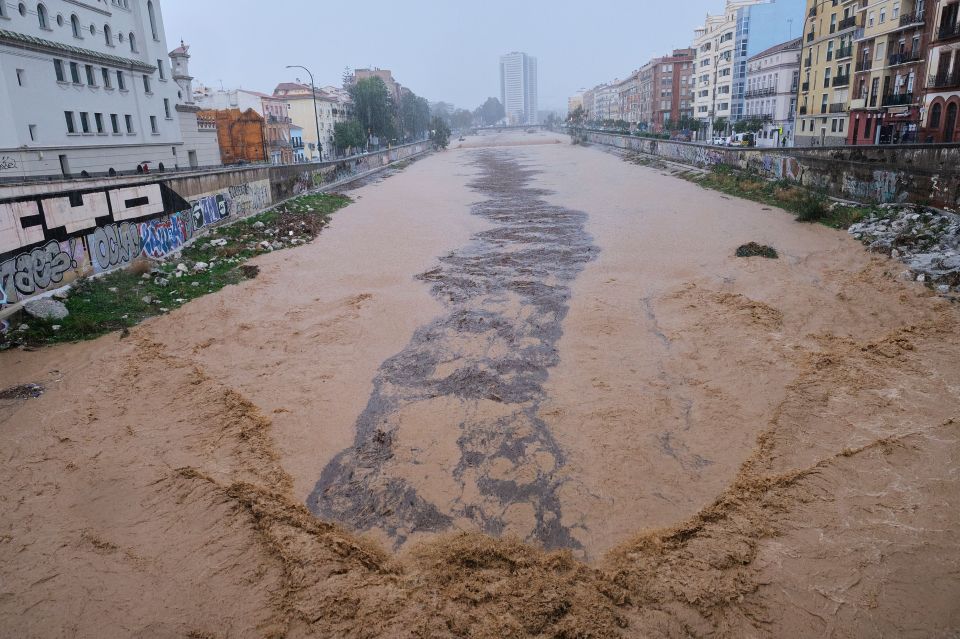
[691,0,802,140]
[693,10,737,137]
[744,38,801,147]
[168,43,220,169]
[0,0,214,179]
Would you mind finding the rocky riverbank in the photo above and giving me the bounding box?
[848,204,960,295]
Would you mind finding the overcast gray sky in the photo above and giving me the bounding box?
[160,1,722,112]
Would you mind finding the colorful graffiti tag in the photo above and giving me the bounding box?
[0,178,274,308]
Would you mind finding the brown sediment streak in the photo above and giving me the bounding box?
[308,149,598,548]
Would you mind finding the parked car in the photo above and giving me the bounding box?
[710,137,727,146]
[728,133,756,147]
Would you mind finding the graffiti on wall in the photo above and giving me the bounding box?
[0,239,87,305]
[0,156,17,171]
[841,170,905,204]
[0,177,276,308]
[88,222,142,273]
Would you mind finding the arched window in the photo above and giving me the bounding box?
[37,4,48,28]
[147,1,158,40]
[946,103,958,144]
[930,103,943,129]
[129,32,137,53]
[104,24,112,46]
[70,14,81,38]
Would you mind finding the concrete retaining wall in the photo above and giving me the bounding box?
[0,140,431,313]
[583,131,960,210]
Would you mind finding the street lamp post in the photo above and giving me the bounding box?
[286,65,322,161]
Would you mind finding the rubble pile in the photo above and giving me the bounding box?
[848,204,960,294]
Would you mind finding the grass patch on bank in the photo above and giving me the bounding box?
[683,165,877,229]
[2,192,351,349]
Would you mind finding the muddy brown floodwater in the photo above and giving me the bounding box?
[1,131,958,638]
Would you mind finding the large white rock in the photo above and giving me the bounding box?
[24,299,69,321]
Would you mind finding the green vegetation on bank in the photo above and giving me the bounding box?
[2,193,351,350]
[681,165,877,229]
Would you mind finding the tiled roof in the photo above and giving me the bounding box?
[749,37,803,62]
[0,29,156,72]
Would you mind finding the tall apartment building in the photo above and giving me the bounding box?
[567,91,584,116]
[745,38,802,145]
[637,49,696,131]
[921,0,960,142]
[847,0,931,144]
[796,0,861,145]
[0,0,214,179]
[693,0,803,140]
[499,52,538,125]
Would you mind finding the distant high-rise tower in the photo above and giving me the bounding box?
[499,52,538,125]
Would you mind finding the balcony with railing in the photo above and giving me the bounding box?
[855,57,873,72]
[197,118,217,131]
[807,31,815,42]
[881,92,914,106]
[837,45,853,59]
[833,74,851,87]
[928,69,960,90]
[267,115,293,124]
[804,56,812,68]
[898,11,925,28]
[801,80,810,92]
[889,51,922,66]
[938,19,960,41]
[839,15,858,30]
[745,86,777,98]
[829,102,846,113]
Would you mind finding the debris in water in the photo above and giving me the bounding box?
[736,242,779,259]
[0,383,45,400]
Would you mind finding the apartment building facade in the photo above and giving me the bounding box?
[691,0,801,139]
[796,0,861,145]
[641,49,696,131]
[848,0,930,144]
[0,0,196,179]
[921,0,960,142]
[273,82,337,160]
[745,38,802,146]
[693,11,734,136]
[617,75,640,124]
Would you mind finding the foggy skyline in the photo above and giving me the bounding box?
[159,0,751,111]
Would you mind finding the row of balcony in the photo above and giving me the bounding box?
[267,115,293,124]
[744,86,776,98]
[889,51,922,66]
[898,12,925,28]
[797,93,917,117]
[937,20,960,42]
[929,69,960,90]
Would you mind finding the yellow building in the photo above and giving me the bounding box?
[796,0,861,145]
[848,0,928,144]
[273,83,337,161]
